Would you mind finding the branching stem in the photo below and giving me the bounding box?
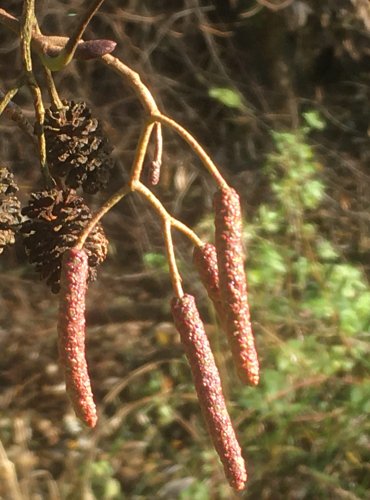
[20,0,53,187]
[62,0,106,66]
[154,113,229,190]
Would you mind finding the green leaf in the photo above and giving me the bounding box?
[303,111,325,130]
[143,252,167,271]
[208,87,243,109]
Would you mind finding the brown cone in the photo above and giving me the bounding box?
[21,189,108,293]
[0,166,22,253]
[44,100,113,194]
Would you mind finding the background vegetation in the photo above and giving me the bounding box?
[0,1,369,499]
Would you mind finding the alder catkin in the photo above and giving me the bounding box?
[58,248,97,428]
[214,187,259,386]
[193,243,224,323]
[171,294,247,491]
[147,123,163,185]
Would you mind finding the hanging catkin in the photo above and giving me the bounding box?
[193,243,224,323]
[58,248,97,427]
[214,187,259,386]
[171,293,247,491]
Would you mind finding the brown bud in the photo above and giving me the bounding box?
[171,294,247,491]
[214,187,259,386]
[193,243,224,323]
[76,40,117,60]
[58,248,97,428]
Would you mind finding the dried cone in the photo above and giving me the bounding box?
[58,248,97,427]
[193,243,224,323]
[0,166,22,253]
[44,100,113,194]
[21,189,108,293]
[214,187,259,386]
[171,294,247,491]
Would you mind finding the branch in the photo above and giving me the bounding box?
[0,9,116,67]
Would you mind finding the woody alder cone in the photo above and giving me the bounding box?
[21,189,108,293]
[0,166,22,253]
[44,100,113,194]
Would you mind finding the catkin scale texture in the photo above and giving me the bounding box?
[193,243,224,323]
[214,188,259,386]
[58,248,97,428]
[171,294,247,491]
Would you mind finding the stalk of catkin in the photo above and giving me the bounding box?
[171,294,247,491]
[214,187,259,386]
[58,248,97,428]
[193,243,224,323]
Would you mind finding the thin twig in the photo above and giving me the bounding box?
[62,0,106,65]
[20,0,53,187]
[102,54,159,114]
[43,67,64,109]
[129,120,155,184]
[154,113,229,189]
[163,219,184,297]
[0,9,115,63]
[0,87,19,116]
[75,184,131,250]
[0,89,36,144]
[134,181,203,247]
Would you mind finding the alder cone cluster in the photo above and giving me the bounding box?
[0,166,22,253]
[21,189,108,293]
[44,100,113,194]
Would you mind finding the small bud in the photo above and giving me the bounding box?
[214,187,259,386]
[58,248,97,428]
[76,40,117,60]
[193,243,224,323]
[171,294,247,491]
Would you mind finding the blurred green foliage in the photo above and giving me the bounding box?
[236,112,370,498]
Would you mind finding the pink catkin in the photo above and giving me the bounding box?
[214,187,259,386]
[193,243,224,323]
[58,248,97,428]
[171,294,247,491]
[148,122,163,185]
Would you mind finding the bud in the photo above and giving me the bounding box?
[58,248,97,428]
[214,187,259,386]
[76,40,117,60]
[171,294,247,490]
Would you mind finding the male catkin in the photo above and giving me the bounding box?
[214,187,259,386]
[58,248,97,428]
[171,294,247,490]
